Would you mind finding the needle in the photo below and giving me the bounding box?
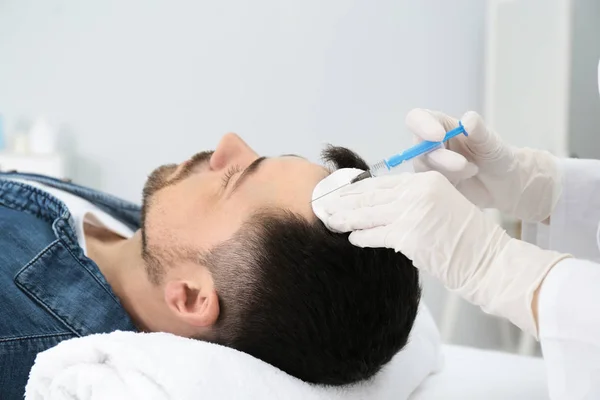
[310,182,352,203]
[310,171,373,203]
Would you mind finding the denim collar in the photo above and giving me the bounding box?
[0,179,137,335]
[0,171,141,231]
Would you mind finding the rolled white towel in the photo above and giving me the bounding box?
[25,304,442,400]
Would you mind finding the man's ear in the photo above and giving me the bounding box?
[164,280,220,328]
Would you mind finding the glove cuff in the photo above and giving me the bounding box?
[458,238,571,338]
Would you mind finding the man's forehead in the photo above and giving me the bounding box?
[280,154,331,176]
[238,156,328,218]
[267,155,329,179]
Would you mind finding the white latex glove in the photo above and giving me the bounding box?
[319,171,570,337]
[406,109,562,222]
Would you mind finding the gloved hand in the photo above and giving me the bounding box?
[319,171,570,337]
[405,109,562,222]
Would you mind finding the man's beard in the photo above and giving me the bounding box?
[140,150,214,257]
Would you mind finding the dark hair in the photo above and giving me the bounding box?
[201,146,421,385]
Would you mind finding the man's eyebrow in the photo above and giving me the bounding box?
[230,156,267,195]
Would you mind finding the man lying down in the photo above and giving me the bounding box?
[0,133,420,398]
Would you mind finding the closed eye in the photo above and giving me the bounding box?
[221,165,242,188]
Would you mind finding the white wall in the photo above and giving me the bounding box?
[484,0,572,156]
[0,0,496,347]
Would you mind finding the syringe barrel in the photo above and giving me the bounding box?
[386,142,443,168]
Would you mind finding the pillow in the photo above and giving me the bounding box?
[26,304,441,400]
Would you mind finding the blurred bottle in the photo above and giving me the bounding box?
[11,119,31,154]
[29,116,56,155]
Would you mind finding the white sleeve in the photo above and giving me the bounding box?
[538,258,600,399]
[522,158,600,262]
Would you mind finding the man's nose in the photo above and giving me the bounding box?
[209,133,259,170]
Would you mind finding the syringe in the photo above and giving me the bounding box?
[311,122,467,203]
[351,121,467,183]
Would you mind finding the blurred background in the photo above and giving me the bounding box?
[0,0,598,354]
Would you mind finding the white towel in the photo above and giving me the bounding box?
[25,304,442,400]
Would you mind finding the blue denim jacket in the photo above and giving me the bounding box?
[0,172,139,399]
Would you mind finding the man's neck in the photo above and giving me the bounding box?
[84,224,155,331]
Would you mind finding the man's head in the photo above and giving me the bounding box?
[140,133,420,385]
